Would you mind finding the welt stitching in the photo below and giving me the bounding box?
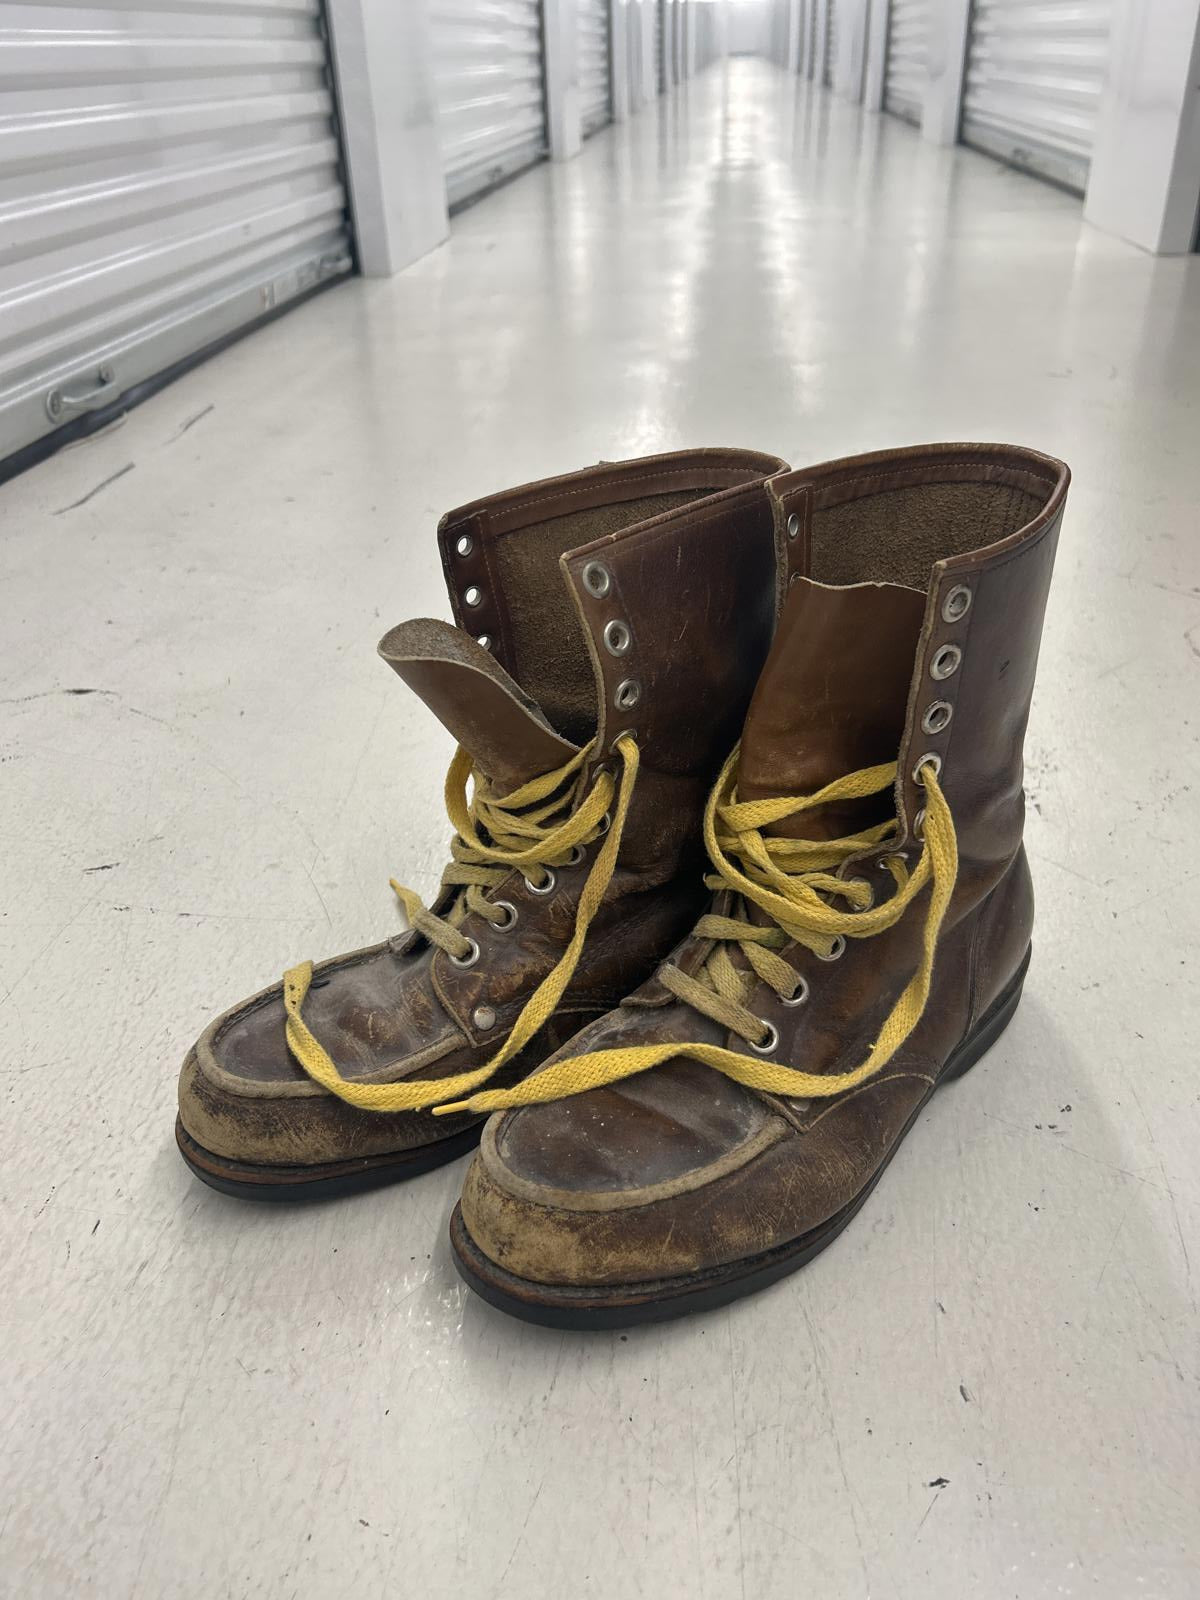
[819,464,1062,505]
[816,461,1059,500]
[497,467,765,521]
[497,458,1055,531]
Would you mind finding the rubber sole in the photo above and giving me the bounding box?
[450,946,1032,1329]
[176,1116,483,1202]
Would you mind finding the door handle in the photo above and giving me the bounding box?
[45,364,118,422]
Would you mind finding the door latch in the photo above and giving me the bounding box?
[45,364,118,423]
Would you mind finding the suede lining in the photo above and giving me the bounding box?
[812,482,1045,591]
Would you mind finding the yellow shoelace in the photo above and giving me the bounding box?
[282,734,640,1111]
[434,745,957,1116]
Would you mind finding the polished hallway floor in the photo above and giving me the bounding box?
[2,59,1197,1600]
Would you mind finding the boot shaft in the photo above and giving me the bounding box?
[409,448,790,873]
[437,447,787,755]
[756,443,1069,895]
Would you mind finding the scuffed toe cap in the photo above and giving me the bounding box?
[175,945,473,1168]
[459,1067,796,1288]
[178,1043,480,1167]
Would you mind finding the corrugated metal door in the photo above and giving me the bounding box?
[429,0,547,210]
[961,0,1113,194]
[884,0,928,124]
[823,0,838,86]
[0,0,352,468]
[579,0,611,136]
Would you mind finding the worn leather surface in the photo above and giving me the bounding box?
[178,448,788,1168]
[738,577,926,840]
[459,444,1069,1288]
[379,618,578,791]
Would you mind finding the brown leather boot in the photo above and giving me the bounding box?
[448,442,1069,1325]
[176,447,787,1198]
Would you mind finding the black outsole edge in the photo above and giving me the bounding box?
[449,946,1032,1330]
[175,1116,483,1202]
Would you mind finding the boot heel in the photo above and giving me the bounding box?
[940,944,1031,1085]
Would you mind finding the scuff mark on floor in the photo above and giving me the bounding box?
[53,462,135,514]
[167,404,214,443]
[0,687,117,706]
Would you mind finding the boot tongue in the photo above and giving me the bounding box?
[379,619,578,793]
[737,577,926,841]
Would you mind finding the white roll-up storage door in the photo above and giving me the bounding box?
[823,0,838,86]
[0,0,351,469]
[884,0,928,124]
[652,0,664,95]
[429,0,547,211]
[961,0,1113,195]
[579,0,611,137]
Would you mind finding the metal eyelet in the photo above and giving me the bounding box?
[565,844,585,867]
[603,619,632,656]
[464,585,483,609]
[750,1020,779,1055]
[913,808,927,841]
[942,584,972,623]
[922,700,953,735]
[595,811,612,835]
[583,561,611,597]
[523,869,556,896]
[476,634,491,651]
[455,533,473,558]
[913,752,942,785]
[786,512,801,540]
[878,850,906,871]
[930,644,961,681]
[781,976,809,1007]
[449,937,480,968]
[816,935,846,962]
[472,1004,496,1031]
[489,900,518,931]
[614,679,641,710]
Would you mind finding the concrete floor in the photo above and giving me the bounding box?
[2,58,1197,1600]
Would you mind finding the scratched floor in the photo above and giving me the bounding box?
[2,59,1197,1600]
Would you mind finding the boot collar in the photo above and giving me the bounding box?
[436,448,790,776]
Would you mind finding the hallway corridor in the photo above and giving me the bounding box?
[2,58,1198,1599]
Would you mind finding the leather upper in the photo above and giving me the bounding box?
[460,444,1069,1288]
[179,448,789,1167]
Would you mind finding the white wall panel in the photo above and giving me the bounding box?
[326,0,448,276]
[1084,0,1200,253]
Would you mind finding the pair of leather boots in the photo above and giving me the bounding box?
[177,441,1068,1329]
